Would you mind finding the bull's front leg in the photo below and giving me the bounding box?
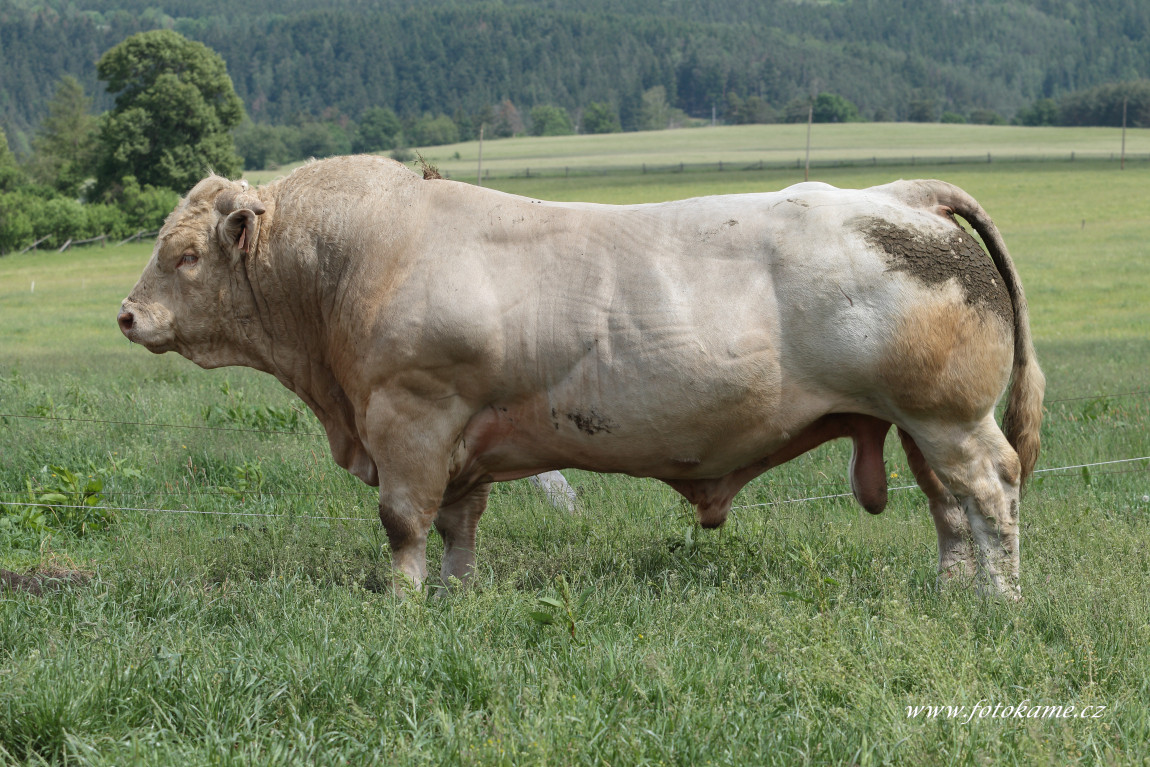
[378,486,437,593]
[363,388,470,595]
[435,483,491,587]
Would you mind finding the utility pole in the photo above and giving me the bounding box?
[804,101,813,182]
[1121,97,1128,171]
[477,124,485,186]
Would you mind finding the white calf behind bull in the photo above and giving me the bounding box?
[118,156,1044,598]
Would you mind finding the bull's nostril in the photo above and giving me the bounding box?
[118,310,135,332]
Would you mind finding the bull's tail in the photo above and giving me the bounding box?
[898,180,1046,483]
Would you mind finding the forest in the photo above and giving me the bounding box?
[3,0,1150,254]
[3,0,1150,152]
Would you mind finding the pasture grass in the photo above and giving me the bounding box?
[2,157,1149,765]
[243,123,1150,185]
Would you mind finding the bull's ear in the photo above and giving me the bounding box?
[219,208,259,258]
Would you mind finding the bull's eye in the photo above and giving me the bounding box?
[178,253,199,269]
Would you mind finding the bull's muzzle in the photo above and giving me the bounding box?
[117,298,174,353]
[117,305,135,334]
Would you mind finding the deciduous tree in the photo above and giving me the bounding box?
[581,102,621,134]
[354,107,402,152]
[638,86,671,131]
[93,30,243,197]
[529,105,574,136]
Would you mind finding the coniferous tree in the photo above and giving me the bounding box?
[0,129,24,193]
[28,76,98,197]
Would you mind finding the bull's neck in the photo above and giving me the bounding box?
[240,178,411,432]
[241,200,336,388]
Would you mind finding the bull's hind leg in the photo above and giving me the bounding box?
[434,483,490,587]
[903,417,1023,600]
[897,428,975,579]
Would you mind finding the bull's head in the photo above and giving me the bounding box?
[118,176,268,370]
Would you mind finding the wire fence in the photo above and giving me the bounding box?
[6,151,1142,254]
[0,455,1147,524]
[1,387,1144,442]
[0,412,326,438]
[2,387,1147,525]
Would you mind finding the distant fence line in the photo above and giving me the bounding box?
[7,151,1145,255]
[457,151,1150,182]
[15,229,158,256]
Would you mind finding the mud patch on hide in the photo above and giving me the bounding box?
[856,217,1012,325]
[566,409,615,435]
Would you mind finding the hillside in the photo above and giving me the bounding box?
[2,0,1149,150]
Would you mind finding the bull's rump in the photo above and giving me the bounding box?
[422,183,1014,482]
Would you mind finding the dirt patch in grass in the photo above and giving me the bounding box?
[0,567,91,596]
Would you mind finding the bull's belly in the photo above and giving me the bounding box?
[452,385,838,483]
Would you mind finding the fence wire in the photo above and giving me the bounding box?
[2,455,1146,525]
[0,462,1144,506]
[0,412,325,438]
[2,392,1147,524]
[1,385,1146,442]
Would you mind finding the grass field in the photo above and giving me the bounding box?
[243,123,1150,185]
[2,136,1150,765]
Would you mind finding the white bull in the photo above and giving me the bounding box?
[118,156,1044,598]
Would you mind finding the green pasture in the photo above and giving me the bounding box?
[244,123,1150,185]
[2,152,1149,765]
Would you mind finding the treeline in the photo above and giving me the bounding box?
[1,132,176,253]
[0,32,225,254]
[4,1,1150,254]
[232,92,694,171]
[1019,81,1150,128]
[3,0,1150,152]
